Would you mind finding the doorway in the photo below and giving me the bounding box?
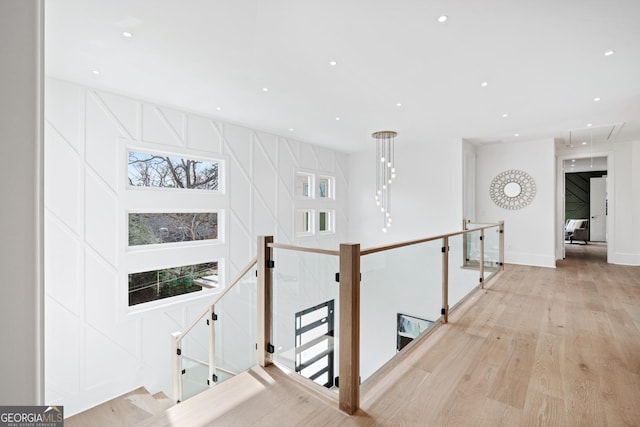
[559,155,611,261]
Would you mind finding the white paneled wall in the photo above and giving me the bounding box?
[44,78,349,415]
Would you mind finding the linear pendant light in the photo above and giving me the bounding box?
[372,130,397,232]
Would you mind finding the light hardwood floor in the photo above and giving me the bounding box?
[143,243,640,426]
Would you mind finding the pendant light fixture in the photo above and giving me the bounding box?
[372,130,397,232]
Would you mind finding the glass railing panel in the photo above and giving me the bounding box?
[178,264,257,401]
[180,308,210,400]
[463,228,482,267]
[271,249,339,391]
[448,233,482,308]
[483,225,501,281]
[213,265,258,386]
[360,239,442,383]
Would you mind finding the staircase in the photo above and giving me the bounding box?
[65,387,173,426]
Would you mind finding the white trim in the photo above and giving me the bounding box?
[610,252,640,266]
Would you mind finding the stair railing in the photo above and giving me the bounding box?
[170,220,504,414]
[171,256,257,402]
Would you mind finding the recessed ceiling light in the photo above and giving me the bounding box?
[216,107,221,111]
[502,113,508,118]
[122,31,132,38]
[438,15,448,23]
[593,97,601,102]
[481,81,488,87]
[262,87,269,92]
[396,103,402,107]
[92,69,100,75]
[514,133,519,137]
[289,128,294,132]
[329,60,337,66]
[335,117,341,121]
[572,159,576,162]
[604,50,615,56]
[582,141,587,145]
[587,123,593,127]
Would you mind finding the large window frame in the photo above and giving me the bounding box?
[294,170,337,238]
[121,142,227,313]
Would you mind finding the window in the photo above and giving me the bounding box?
[293,171,337,236]
[125,145,224,309]
[296,210,313,235]
[128,151,219,190]
[128,212,218,246]
[318,211,333,233]
[128,261,218,306]
[318,176,334,199]
[295,173,313,198]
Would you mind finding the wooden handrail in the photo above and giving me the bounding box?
[268,242,340,256]
[177,257,258,343]
[267,225,500,258]
[360,224,500,256]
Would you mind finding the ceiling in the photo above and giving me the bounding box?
[45,0,640,153]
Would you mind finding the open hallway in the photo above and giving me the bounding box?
[140,244,640,426]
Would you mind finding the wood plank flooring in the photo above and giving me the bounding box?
[143,243,640,426]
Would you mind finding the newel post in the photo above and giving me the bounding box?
[339,243,360,414]
[257,235,274,367]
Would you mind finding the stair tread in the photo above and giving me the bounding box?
[66,387,167,427]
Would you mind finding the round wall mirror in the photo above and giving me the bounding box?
[503,182,522,197]
[489,170,536,210]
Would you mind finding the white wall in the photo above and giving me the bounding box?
[44,78,349,415]
[349,139,464,247]
[0,0,44,405]
[609,141,640,265]
[476,139,556,268]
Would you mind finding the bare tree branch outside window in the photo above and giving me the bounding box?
[128,151,219,190]
[129,212,218,246]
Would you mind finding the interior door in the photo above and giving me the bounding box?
[590,177,607,241]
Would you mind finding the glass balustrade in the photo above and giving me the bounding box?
[360,239,442,383]
[271,248,339,391]
[212,265,258,384]
[448,233,482,308]
[180,308,210,400]
[483,225,501,281]
[176,263,257,401]
[171,223,503,411]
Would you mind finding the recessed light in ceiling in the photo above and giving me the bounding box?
[262,87,269,92]
[481,81,488,87]
[587,123,593,127]
[216,107,221,111]
[335,117,341,121]
[514,133,519,137]
[289,128,294,132]
[122,31,132,38]
[572,159,576,162]
[582,141,587,145]
[604,50,615,56]
[502,113,508,118]
[438,15,448,23]
[329,60,337,66]
[593,97,601,102]
[92,69,100,75]
[396,103,402,107]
